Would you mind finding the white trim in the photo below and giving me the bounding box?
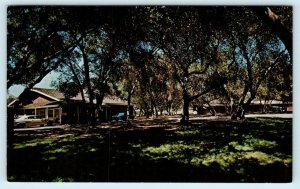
[46,107,49,119]
[22,104,60,109]
[7,99,17,107]
[59,108,62,124]
[31,89,60,101]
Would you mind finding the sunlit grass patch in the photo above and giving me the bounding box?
[13,136,81,149]
[174,129,201,137]
[139,134,291,172]
[14,134,105,150]
[141,141,204,161]
[247,118,290,127]
[141,141,243,170]
[245,138,277,149]
[42,146,71,155]
[200,150,243,169]
[229,138,277,152]
[14,138,56,149]
[229,141,254,151]
[42,155,57,161]
[244,151,281,165]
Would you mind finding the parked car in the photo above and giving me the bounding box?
[268,106,283,113]
[14,115,48,128]
[112,112,126,121]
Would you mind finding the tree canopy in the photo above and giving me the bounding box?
[7,6,292,121]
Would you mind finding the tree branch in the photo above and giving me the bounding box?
[251,7,292,58]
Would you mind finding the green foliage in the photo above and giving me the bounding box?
[8,6,292,121]
[56,81,80,99]
[7,6,76,88]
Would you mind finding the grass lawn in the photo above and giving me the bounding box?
[7,117,292,182]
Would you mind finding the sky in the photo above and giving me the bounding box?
[8,71,59,97]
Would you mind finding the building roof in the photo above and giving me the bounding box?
[102,95,128,106]
[202,99,288,106]
[30,88,128,106]
[251,100,284,105]
[8,87,129,108]
[32,88,65,100]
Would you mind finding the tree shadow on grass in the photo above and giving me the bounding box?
[108,119,292,182]
[8,118,292,182]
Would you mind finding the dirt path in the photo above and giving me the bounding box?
[14,114,292,132]
[14,124,70,131]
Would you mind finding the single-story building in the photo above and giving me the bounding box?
[192,99,292,115]
[8,88,134,124]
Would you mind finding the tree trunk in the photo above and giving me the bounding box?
[181,92,190,125]
[160,108,163,116]
[96,93,104,124]
[149,92,158,118]
[126,93,132,127]
[7,107,14,153]
[263,99,269,113]
[206,102,217,116]
[150,103,155,118]
[68,62,87,123]
[167,100,173,115]
[231,100,253,120]
[154,106,158,117]
[79,89,88,124]
[231,105,245,120]
[143,101,150,118]
[127,85,136,120]
[80,43,95,126]
[127,92,132,119]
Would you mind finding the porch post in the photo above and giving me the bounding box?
[59,108,62,124]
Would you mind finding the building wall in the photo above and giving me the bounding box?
[194,103,293,115]
[14,89,134,124]
[60,102,133,123]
